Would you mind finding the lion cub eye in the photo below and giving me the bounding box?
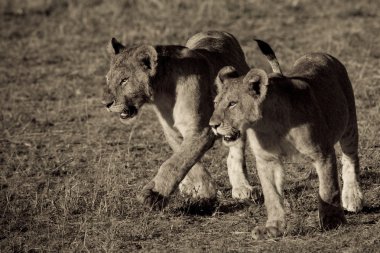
[228,101,237,108]
[120,78,129,86]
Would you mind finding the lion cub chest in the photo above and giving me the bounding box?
[250,122,321,160]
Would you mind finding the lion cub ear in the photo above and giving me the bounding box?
[216,66,239,91]
[243,68,269,99]
[110,38,125,54]
[133,45,158,76]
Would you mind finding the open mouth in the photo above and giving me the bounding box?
[120,105,138,119]
[222,131,241,142]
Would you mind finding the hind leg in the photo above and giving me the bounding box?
[227,135,260,200]
[179,163,217,200]
[340,128,363,212]
[311,149,346,230]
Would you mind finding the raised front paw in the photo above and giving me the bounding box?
[251,220,285,240]
[232,185,262,201]
[342,183,363,212]
[318,199,346,230]
[137,181,169,210]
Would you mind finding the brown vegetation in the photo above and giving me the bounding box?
[0,0,379,251]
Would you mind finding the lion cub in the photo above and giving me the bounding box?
[102,31,257,208]
[210,40,363,239]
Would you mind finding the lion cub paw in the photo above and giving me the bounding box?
[251,223,285,240]
[342,183,363,212]
[137,181,169,210]
[232,185,262,202]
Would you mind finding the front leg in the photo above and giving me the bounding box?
[159,121,217,200]
[247,130,285,240]
[138,128,215,208]
[227,134,260,201]
[311,149,346,230]
[251,155,286,240]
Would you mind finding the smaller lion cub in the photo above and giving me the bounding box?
[210,40,363,239]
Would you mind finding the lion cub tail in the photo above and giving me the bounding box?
[254,39,282,74]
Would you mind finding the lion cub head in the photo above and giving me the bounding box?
[210,66,270,145]
[102,38,158,122]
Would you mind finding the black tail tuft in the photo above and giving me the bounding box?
[254,39,282,74]
[255,39,276,57]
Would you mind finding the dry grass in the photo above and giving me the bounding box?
[1,0,380,251]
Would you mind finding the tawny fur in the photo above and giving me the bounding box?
[103,31,257,207]
[210,51,363,239]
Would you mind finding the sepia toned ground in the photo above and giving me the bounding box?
[0,0,379,251]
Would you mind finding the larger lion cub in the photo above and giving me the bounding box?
[210,40,363,239]
[102,31,258,208]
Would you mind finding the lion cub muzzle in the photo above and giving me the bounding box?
[209,121,241,143]
[222,131,241,142]
[102,99,138,120]
[120,105,138,119]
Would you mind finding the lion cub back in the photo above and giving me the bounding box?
[185,31,249,75]
[288,53,357,141]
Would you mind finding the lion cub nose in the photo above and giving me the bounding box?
[209,120,221,136]
[209,121,221,129]
[102,100,114,108]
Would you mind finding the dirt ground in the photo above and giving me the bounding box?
[1,0,379,252]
